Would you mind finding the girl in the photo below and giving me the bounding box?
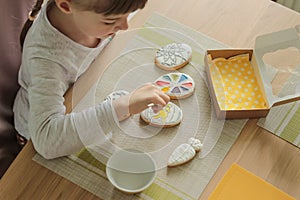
[14,0,170,159]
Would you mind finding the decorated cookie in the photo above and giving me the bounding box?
[168,137,202,167]
[188,137,203,152]
[155,43,192,70]
[154,72,195,99]
[140,102,183,128]
[168,144,196,167]
[103,90,129,102]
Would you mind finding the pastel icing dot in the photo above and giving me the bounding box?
[156,81,170,86]
[161,87,170,92]
[179,74,189,82]
[182,82,193,87]
[163,75,172,82]
[180,86,189,91]
[170,74,180,82]
[171,87,181,93]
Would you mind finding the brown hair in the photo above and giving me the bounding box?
[72,0,148,16]
[20,0,44,49]
[20,0,148,49]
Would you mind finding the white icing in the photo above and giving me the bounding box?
[155,43,192,68]
[104,90,129,102]
[168,143,196,167]
[141,102,182,127]
[188,137,203,152]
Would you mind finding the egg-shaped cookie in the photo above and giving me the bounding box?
[154,72,195,99]
[140,102,182,128]
[155,43,192,70]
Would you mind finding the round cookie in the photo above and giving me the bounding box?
[140,102,183,128]
[155,43,192,70]
[154,72,195,99]
[103,90,129,102]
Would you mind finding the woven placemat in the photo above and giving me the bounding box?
[257,101,300,147]
[33,13,247,200]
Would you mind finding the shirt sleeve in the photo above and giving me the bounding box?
[27,58,117,159]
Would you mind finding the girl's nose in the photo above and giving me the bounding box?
[115,19,129,32]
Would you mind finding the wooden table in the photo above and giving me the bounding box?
[1,0,300,199]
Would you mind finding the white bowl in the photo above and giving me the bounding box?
[106,149,156,194]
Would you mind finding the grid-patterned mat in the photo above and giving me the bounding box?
[33,13,247,200]
[257,101,300,147]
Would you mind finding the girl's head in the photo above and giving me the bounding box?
[21,0,148,48]
[70,0,147,16]
[56,0,148,41]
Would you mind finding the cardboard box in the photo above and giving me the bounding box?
[205,26,300,119]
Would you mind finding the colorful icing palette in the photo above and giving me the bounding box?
[154,73,195,99]
[155,43,192,70]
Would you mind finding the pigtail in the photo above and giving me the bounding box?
[20,0,44,50]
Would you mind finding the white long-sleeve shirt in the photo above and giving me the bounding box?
[13,4,122,159]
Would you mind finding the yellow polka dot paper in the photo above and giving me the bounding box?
[208,54,267,110]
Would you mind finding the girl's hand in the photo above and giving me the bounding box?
[128,83,170,115]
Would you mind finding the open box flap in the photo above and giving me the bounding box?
[254,26,300,107]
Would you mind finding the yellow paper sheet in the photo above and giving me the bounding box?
[209,54,268,110]
[208,163,295,200]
